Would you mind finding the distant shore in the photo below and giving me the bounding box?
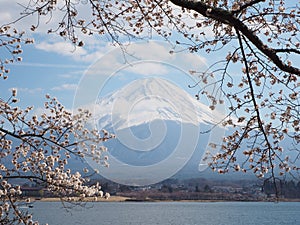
[29,196,300,203]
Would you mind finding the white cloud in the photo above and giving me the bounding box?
[0,11,13,25]
[77,42,208,90]
[16,87,44,94]
[77,50,105,63]
[51,83,78,91]
[34,40,113,63]
[125,62,170,76]
[1,1,209,66]
[58,70,84,79]
[0,1,110,63]
[0,0,25,25]
[13,62,86,69]
[35,41,87,57]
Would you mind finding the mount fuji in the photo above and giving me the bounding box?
[87,77,227,185]
[95,77,224,130]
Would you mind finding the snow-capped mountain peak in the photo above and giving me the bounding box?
[94,78,223,130]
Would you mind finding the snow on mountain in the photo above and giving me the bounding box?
[85,77,227,186]
[94,77,224,130]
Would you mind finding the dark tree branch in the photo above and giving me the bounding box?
[236,29,278,197]
[274,48,300,54]
[169,0,300,75]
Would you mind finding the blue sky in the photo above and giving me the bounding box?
[1,42,88,109]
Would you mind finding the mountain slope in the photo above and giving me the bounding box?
[86,78,226,185]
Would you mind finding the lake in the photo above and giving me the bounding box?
[29,201,300,225]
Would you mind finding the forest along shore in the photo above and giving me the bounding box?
[27,195,300,203]
[20,178,300,202]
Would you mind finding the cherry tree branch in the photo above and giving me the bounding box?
[169,0,300,75]
[236,29,278,196]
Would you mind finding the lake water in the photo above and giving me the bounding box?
[29,201,300,225]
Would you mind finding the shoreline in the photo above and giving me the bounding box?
[28,196,300,203]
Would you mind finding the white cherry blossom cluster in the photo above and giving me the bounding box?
[0,90,114,224]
